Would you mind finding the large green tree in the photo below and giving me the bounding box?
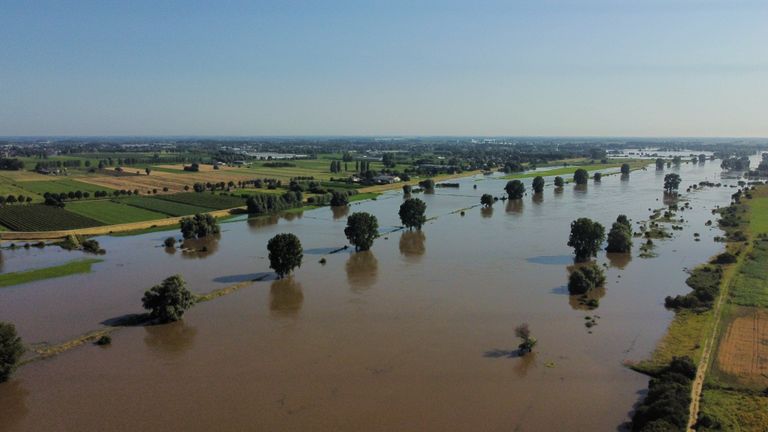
[554,176,565,187]
[664,173,681,193]
[142,275,195,323]
[344,212,379,251]
[505,180,525,199]
[399,198,427,230]
[0,321,24,383]
[568,218,606,261]
[267,233,304,278]
[532,176,545,194]
[606,215,633,253]
[573,169,589,185]
[180,213,220,239]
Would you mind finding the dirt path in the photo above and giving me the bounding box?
[686,250,744,430]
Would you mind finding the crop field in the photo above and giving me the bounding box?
[0,204,104,231]
[76,169,256,193]
[117,196,212,216]
[66,200,168,225]
[713,307,768,390]
[18,178,114,195]
[154,192,246,210]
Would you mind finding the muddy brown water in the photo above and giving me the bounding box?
[0,153,758,431]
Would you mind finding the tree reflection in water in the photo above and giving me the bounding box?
[269,277,304,317]
[143,321,198,358]
[399,230,426,263]
[346,250,378,292]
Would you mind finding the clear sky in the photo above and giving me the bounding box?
[1,0,766,137]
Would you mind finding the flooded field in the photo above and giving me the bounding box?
[0,154,752,431]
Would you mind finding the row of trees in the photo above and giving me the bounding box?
[0,194,33,205]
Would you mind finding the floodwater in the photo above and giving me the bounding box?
[0,153,757,431]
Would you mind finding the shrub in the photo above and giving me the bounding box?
[0,322,24,382]
[568,262,606,295]
[164,237,176,248]
[95,335,112,346]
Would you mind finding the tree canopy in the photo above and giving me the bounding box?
[180,213,220,239]
[344,212,379,251]
[554,176,565,187]
[573,169,589,185]
[655,158,665,169]
[567,218,606,261]
[532,176,545,194]
[267,233,304,278]
[399,198,427,230]
[568,262,606,294]
[504,180,525,199]
[606,215,633,253]
[141,275,195,323]
[620,163,630,175]
[0,321,24,383]
[664,173,681,193]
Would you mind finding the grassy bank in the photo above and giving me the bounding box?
[501,159,649,180]
[0,258,102,288]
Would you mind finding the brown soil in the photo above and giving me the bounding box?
[715,307,768,388]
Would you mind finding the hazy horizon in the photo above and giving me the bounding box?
[2,0,767,137]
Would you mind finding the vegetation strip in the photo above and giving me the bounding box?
[0,258,102,288]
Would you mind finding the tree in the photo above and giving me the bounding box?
[573,169,588,185]
[504,180,525,199]
[344,212,379,251]
[330,191,349,207]
[399,198,427,230]
[606,219,633,253]
[480,194,494,207]
[664,173,681,194]
[164,237,176,248]
[145,167,151,175]
[532,176,545,194]
[554,176,565,187]
[594,172,602,182]
[267,233,303,278]
[141,275,194,323]
[0,321,24,383]
[515,323,537,355]
[568,218,606,261]
[620,163,630,175]
[179,213,220,239]
[568,262,606,294]
[402,184,412,195]
[655,158,665,170]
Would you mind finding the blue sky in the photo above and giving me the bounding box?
[1,0,766,136]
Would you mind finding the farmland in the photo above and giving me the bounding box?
[0,205,103,231]
[18,178,114,195]
[117,196,213,216]
[66,200,168,225]
[154,192,247,210]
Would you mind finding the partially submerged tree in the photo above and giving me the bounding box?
[480,194,494,207]
[568,218,606,261]
[620,163,631,175]
[655,158,665,170]
[573,169,589,185]
[267,233,304,278]
[399,198,427,230]
[515,323,537,355]
[504,180,525,200]
[593,172,602,182]
[568,262,606,295]
[180,213,220,240]
[344,212,379,251]
[141,275,195,323]
[554,176,565,188]
[606,220,633,253]
[0,321,24,383]
[532,176,545,194]
[402,184,412,195]
[664,173,681,194]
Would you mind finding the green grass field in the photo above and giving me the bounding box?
[66,200,168,225]
[18,178,114,195]
[117,196,212,216]
[0,177,43,202]
[502,159,650,180]
[0,259,102,288]
[698,388,768,431]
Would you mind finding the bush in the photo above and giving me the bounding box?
[712,252,737,264]
[141,275,194,323]
[631,357,695,431]
[568,262,606,294]
[164,237,176,248]
[95,335,112,346]
[82,239,105,254]
[0,322,24,382]
[179,213,220,239]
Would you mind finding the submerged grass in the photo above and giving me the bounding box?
[0,258,102,288]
